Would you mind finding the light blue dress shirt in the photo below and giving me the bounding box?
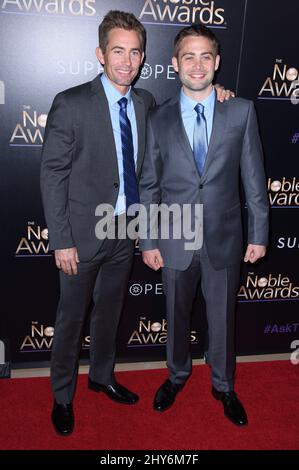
[101,74,138,215]
[180,87,215,150]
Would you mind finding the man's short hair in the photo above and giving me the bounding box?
[98,10,146,53]
[174,24,220,58]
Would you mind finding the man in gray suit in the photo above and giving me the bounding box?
[139,24,269,426]
[41,10,155,435]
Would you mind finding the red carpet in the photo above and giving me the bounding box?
[0,361,298,450]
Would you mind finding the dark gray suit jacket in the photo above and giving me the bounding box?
[40,75,155,262]
[139,94,269,270]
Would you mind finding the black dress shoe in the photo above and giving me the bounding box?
[153,379,183,412]
[51,400,74,436]
[212,387,248,426]
[88,378,139,404]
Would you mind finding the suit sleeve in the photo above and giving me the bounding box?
[138,113,162,251]
[40,92,75,250]
[240,101,269,246]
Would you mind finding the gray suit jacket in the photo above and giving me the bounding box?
[139,93,269,270]
[41,75,155,262]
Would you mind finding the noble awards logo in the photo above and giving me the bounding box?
[268,177,299,207]
[10,106,47,147]
[20,322,54,352]
[15,222,50,257]
[20,322,90,352]
[127,317,198,346]
[258,59,299,103]
[1,0,96,17]
[139,0,225,27]
[238,272,299,302]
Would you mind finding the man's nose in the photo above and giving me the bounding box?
[122,52,132,66]
[194,58,204,68]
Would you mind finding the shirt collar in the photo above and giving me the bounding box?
[180,86,215,114]
[101,73,132,106]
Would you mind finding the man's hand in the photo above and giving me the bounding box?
[244,244,266,263]
[215,83,235,102]
[54,247,80,275]
[142,249,164,271]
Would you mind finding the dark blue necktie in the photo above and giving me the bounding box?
[118,97,139,211]
[193,103,208,176]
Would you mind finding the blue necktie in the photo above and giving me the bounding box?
[118,97,139,211]
[193,103,208,176]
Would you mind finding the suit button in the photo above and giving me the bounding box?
[114,183,119,188]
[199,184,203,189]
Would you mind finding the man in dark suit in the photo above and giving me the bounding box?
[139,25,269,426]
[40,10,155,436]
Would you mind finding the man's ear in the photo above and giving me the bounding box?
[215,54,220,72]
[172,56,179,73]
[96,47,105,65]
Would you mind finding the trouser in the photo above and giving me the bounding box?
[51,217,135,404]
[162,244,240,392]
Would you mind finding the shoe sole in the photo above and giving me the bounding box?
[211,388,248,427]
[153,403,174,412]
[224,412,248,427]
[88,383,139,405]
[51,417,74,436]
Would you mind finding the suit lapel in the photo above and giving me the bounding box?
[168,96,200,177]
[131,90,145,177]
[90,75,118,175]
[200,97,228,181]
